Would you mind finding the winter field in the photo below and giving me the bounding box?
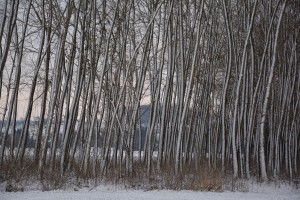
[1,180,300,200]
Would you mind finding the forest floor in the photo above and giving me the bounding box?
[1,179,299,200]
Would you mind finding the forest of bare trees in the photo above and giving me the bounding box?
[0,0,299,185]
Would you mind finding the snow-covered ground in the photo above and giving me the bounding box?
[1,182,299,200]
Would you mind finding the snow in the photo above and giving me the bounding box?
[1,182,299,200]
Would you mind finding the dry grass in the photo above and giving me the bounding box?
[1,156,298,192]
[0,156,37,182]
[101,159,225,191]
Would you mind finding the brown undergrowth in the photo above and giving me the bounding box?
[0,156,299,192]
